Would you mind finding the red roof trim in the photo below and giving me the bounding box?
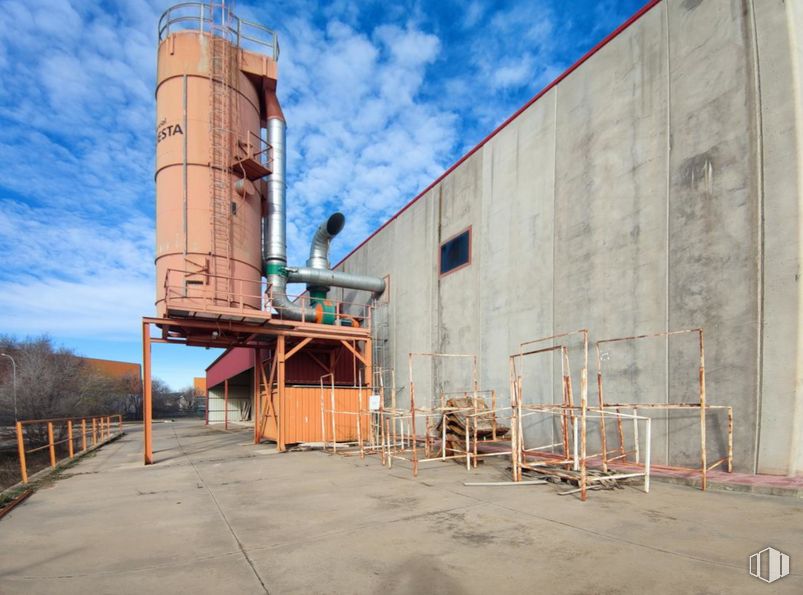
[335,0,663,268]
[205,348,232,372]
[206,347,255,389]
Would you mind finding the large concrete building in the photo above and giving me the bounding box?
[203,0,803,477]
[323,0,803,476]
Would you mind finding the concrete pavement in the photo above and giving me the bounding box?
[0,419,801,594]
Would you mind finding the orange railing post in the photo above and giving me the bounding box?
[67,420,74,459]
[47,422,56,468]
[14,414,123,482]
[16,422,28,484]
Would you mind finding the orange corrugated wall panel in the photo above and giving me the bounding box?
[261,386,371,444]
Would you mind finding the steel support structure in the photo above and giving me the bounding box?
[142,315,372,464]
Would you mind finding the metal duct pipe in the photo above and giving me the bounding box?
[262,90,385,322]
[264,119,286,267]
[287,267,386,294]
[264,91,316,321]
[301,212,386,296]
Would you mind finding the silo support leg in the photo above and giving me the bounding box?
[143,320,153,465]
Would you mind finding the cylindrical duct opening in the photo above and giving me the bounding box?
[326,212,346,236]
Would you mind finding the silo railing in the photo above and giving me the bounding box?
[158,2,279,60]
[163,268,267,317]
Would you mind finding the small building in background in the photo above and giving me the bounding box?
[193,377,207,418]
[81,357,142,420]
[82,358,141,383]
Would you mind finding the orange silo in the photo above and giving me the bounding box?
[154,3,278,317]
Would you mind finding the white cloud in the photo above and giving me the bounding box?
[0,0,647,390]
[461,2,485,30]
[0,201,154,338]
[0,0,460,340]
[0,0,637,350]
[270,16,457,264]
[491,54,537,90]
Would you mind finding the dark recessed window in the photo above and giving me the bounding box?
[440,228,471,275]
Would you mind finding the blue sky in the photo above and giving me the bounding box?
[0,0,644,390]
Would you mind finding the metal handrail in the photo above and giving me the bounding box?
[164,268,267,317]
[15,414,123,484]
[158,2,279,61]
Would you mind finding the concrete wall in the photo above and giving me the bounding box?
[334,0,803,476]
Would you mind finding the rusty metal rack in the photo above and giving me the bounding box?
[372,353,517,477]
[393,353,482,475]
[509,331,590,495]
[594,328,733,491]
[510,330,654,500]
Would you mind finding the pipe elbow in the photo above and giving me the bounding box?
[307,212,345,270]
[267,273,315,322]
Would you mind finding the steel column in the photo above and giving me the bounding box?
[143,321,154,464]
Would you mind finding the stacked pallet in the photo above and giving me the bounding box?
[437,397,510,463]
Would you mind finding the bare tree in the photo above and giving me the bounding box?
[0,335,147,424]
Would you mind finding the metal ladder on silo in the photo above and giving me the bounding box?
[208,10,240,304]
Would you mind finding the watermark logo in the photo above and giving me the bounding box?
[749,547,790,584]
